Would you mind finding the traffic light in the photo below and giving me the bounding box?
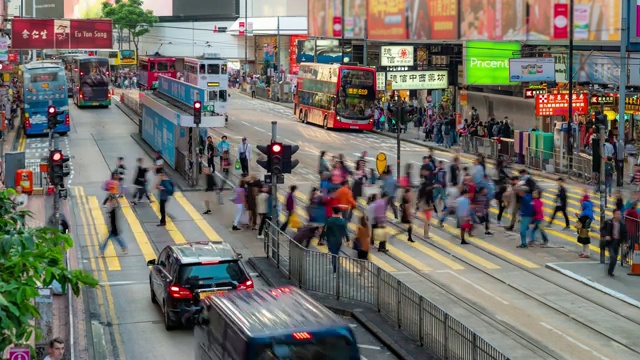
[257,144,272,172]
[271,142,283,175]
[193,101,202,125]
[47,105,57,130]
[282,144,299,173]
[48,150,64,186]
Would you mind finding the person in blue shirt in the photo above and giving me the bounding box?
[217,135,231,166]
[381,170,399,220]
[517,188,534,248]
[455,191,472,245]
[157,173,174,227]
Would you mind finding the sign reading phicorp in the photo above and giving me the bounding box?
[11,19,113,50]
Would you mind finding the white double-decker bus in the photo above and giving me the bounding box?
[183,53,228,122]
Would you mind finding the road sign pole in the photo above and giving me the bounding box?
[194,124,200,187]
[271,121,278,221]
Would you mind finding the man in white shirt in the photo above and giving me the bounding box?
[237,137,252,177]
[43,337,65,360]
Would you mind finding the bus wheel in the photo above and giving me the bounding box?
[303,111,308,124]
[298,109,303,121]
[59,132,68,136]
[323,116,328,129]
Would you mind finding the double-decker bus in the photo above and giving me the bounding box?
[138,56,177,90]
[19,62,70,136]
[183,53,228,122]
[294,63,375,130]
[119,50,137,67]
[72,56,111,107]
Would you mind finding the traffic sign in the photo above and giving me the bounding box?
[204,104,215,112]
[239,21,245,36]
[376,152,387,175]
[9,347,31,360]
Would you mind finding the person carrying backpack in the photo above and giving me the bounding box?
[157,173,175,227]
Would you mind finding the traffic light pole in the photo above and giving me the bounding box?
[270,121,278,221]
[598,125,606,264]
[193,124,200,187]
[396,107,401,180]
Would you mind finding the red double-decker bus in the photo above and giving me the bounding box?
[294,63,375,130]
[138,56,177,90]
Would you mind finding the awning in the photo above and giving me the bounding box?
[228,17,307,36]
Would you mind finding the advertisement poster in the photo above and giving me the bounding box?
[407,0,458,40]
[460,0,620,41]
[509,58,555,82]
[289,35,308,75]
[367,0,407,40]
[308,0,365,38]
[142,105,176,169]
[464,41,521,85]
[0,38,8,62]
[571,51,620,84]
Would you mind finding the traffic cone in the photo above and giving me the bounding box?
[628,244,640,276]
[120,94,124,102]
[111,88,115,95]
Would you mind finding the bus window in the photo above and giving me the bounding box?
[157,62,169,71]
[207,64,220,75]
[209,90,218,102]
[221,63,228,74]
[199,64,206,74]
[219,90,227,102]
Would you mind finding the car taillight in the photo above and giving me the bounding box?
[292,332,312,340]
[79,92,83,99]
[64,114,70,126]
[24,118,31,129]
[237,280,254,290]
[169,285,192,299]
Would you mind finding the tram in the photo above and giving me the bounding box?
[183,53,228,122]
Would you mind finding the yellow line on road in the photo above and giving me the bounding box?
[17,132,26,151]
[75,187,127,360]
[386,227,464,270]
[83,191,121,271]
[147,195,186,244]
[173,192,223,242]
[117,197,156,262]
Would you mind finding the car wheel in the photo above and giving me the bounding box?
[163,302,175,331]
[323,116,328,130]
[150,279,157,304]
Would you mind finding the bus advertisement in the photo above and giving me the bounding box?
[72,56,111,107]
[20,63,70,136]
[294,63,375,131]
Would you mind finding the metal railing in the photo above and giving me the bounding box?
[263,220,509,360]
[24,159,45,188]
[459,135,516,163]
[524,146,593,182]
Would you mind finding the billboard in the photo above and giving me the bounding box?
[459,0,620,42]
[367,0,407,40]
[289,35,307,75]
[464,41,521,85]
[11,19,113,50]
[508,58,555,82]
[157,75,204,107]
[142,98,176,169]
[380,46,414,66]
[407,0,458,40]
[308,0,366,38]
[571,51,621,84]
[24,0,64,19]
[387,70,448,90]
[295,39,343,64]
[59,0,237,19]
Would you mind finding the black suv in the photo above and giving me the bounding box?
[147,241,254,330]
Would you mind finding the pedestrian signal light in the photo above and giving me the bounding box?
[193,100,202,125]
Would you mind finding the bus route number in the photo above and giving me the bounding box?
[347,88,367,96]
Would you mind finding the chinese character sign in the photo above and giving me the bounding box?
[381,46,414,66]
[388,70,448,90]
[376,72,386,91]
[11,19,113,49]
[535,94,588,116]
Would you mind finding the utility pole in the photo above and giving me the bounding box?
[340,0,345,64]
[617,0,629,187]
[598,123,606,264]
[395,104,403,180]
[363,19,368,67]
[270,121,278,220]
[566,0,575,166]
[244,0,248,75]
[276,17,280,81]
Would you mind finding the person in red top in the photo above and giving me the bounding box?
[625,203,640,256]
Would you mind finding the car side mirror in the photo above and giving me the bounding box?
[146,259,156,266]
[236,253,243,259]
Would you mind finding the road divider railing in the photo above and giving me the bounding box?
[262,220,509,360]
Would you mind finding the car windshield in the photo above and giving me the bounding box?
[178,261,248,288]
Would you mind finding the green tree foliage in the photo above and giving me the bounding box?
[0,189,98,353]
[102,0,159,54]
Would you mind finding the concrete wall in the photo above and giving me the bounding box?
[138,21,252,59]
[464,91,537,131]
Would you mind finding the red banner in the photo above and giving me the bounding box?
[332,16,342,37]
[367,0,407,40]
[535,93,588,116]
[553,4,569,40]
[289,35,307,75]
[11,18,113,50]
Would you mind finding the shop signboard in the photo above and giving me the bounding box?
[590,95,616,106]
[367,0,408,40]
[380,46,414,66]
[509,58,555,82]
[535,93,588,116]
[10,19,113,49]
[524,85,547,99]
[387,70,448,90]
[460,0,620,42]
[407,0,458,40]
[464,41,521,85]
[625,96,640,113]
[376,72,386,91]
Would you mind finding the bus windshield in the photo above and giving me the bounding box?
[254,335,356,360]
[337,69,375,119]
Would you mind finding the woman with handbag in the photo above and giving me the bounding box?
[401,187,415,243]
[353,215,371,275]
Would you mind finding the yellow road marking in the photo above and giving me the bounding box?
[117,197,156,262]
[147,195,186,244]
[74,187,127,360]
[468,236,539,268]
[85,192,121,271]
[386,227,464,270]
[173,192,222,242]
[17,132,26,151]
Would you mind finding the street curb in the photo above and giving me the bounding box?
[545,262,640,309]
[10,123,23,152]
[247,257,424,360]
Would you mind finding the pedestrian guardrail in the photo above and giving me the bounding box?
[263,220,509,360]
[459,135,516,164]
[25,159,45,188]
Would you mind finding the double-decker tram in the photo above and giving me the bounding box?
[138,55,177,90]
[183,53,228,122]
[294,63,376,130]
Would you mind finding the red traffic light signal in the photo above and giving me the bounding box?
[194,101,202,110]
[51,151,62,161]
[271,143,282,153]
[48,105,56,114]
